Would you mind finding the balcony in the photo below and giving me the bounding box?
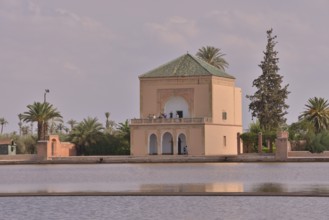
[130,117,212,125]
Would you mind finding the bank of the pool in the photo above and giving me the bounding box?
[1,191,329,197]
[2,153,329,164]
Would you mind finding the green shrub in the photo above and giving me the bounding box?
[240,131,276,153]
[240,132,258,152]
[306,131,329,153]
[84,134,130,155]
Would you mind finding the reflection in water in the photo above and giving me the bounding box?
[300,184,329,194]
[250,183,329,194]
[140,182,329,194]
[206,182,244,192]
[140,183,243,193]
[2,163,329,195]
[251,183,286,193]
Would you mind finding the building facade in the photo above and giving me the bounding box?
[0,139,16,155]
[130,54,242,156]
[37,135,76,160]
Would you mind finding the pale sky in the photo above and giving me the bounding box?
[1,0,329,133]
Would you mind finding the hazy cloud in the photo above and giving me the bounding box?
[54,8,113,39]
[145,16,199,48]
[1,0,329,132]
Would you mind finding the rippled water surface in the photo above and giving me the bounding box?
[1,196,329,220]
[1,162,329,194]
[1,163,329,219]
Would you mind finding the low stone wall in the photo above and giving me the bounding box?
[49,155,235,163]
[0,154,38,161]
[288,151,329,157]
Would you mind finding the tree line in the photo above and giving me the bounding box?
[0,104,130,155]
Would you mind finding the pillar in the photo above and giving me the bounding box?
[36,140,48,160]
[258,132,263,154]
[275,131,289,161]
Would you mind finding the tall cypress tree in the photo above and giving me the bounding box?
[246,29,289,131]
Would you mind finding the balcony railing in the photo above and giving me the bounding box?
[130,117,212,125]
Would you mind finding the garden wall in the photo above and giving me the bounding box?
[0,154,38,161]
[288,151,329,157]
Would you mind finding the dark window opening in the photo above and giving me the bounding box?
[222,112,227,120]
[176,111,183,118]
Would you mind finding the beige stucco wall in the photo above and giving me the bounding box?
[188,126,205,155]
[211,77,242,125]
[130,127,147,155]
[204,124,242,155]
[140,76,211,118]
[234,87,242,125]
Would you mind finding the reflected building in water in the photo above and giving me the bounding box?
[140,183,244,193]
[130,53,242,156]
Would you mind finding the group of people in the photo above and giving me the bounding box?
[149,112,180,119]
[160,112,179,119]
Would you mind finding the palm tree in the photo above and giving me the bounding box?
[18,114,23,136]
[117,119,130,144]
[67,119,78,131]
[0,117,8,134]
[196,46,229,71]
[104,112,116,134]
[21,125,30,135]
[49,117,64,134]
[299,97,329,133]
[30,122,34,135]
[69,117,104,155]
[56,123,65,134]
[20,102,62,140]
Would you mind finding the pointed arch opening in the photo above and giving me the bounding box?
[162,132,173,155]
[178,133,187,155]
[149,134,158,155]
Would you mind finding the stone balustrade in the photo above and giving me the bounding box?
[130,117,212,125]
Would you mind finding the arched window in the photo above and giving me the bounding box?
[178,133,187,155]
[149,134,158,155]
[164,96,190,118]
[51,139,57,156]
[162,132,173,155]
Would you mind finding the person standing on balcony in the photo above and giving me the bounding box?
[184,146,188,155]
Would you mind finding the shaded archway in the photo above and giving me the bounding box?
[178,133,187,155]
[164,96,190,118]
[162,132,173,155]
[149,134,158,155]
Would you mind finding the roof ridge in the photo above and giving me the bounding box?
[192,54,233,77]
[187,54,213,76]
[139,53,235,79]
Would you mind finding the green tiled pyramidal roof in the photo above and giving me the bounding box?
[139,53,235,79]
